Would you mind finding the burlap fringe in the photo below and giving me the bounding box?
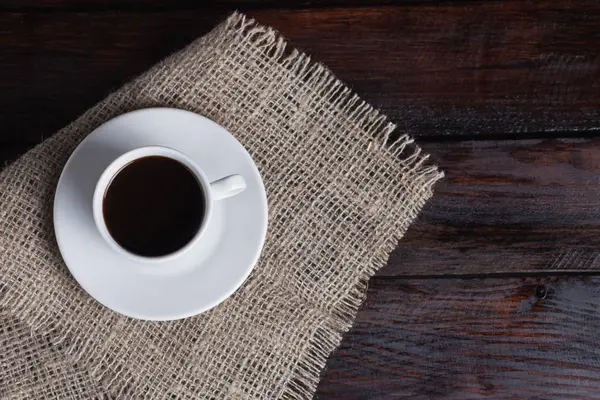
[228,12,443,183]
[220,12,444,399]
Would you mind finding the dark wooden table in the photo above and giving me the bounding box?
[4,1,600,398]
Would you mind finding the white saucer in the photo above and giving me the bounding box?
[53,108,268,321]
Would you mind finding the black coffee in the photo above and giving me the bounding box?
[102,156,205,257]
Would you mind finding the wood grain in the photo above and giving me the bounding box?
[317,276,600,399]
[255,1,600,138]
[0,0,417,10]
[1,1,600,143]
[385,138,600,276]
[0,11,229,143]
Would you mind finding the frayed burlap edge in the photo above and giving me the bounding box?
[217,13,444,399]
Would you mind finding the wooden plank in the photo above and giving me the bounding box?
[1,1,600,142]
[3,136,600,277]
[385,138,600,276]
[0,0,425,10]
[0,11,230,143]
[317,276,600,399]
[256,2,600,138]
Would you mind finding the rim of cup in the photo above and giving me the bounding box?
[92,146,213,263]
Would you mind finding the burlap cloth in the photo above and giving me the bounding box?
[0,12,442,399]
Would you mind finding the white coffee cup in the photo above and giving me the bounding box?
[92,145,246,263]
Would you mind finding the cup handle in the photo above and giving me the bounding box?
[210,174,246,201]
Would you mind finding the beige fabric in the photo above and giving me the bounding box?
[0,12,442,399]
